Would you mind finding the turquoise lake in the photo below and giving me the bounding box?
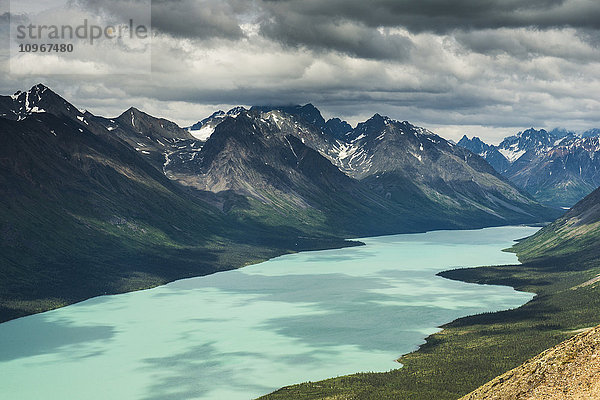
[0,226,539,399]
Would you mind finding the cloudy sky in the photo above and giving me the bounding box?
[2,0,600,143]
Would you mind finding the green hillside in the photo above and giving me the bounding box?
[260,188,600,400]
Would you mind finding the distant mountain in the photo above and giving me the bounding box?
[457,135,510,173]
[172,106,555,233]
[507,136,600,207]
[547,127,577,138]
[583,128,600,138]
[186,107,245,141]
[496,128,575,167]
[458,128,600,207]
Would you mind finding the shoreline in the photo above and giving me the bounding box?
[260,233,599,400]
[0,226,538,400]
[392,273,539,365]
[1,223,540,324]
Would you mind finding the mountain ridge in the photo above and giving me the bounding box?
[459,128,600,207]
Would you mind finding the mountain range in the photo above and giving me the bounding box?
[183,103,555,233]
[0,84,558,322]
[458,128,600,207]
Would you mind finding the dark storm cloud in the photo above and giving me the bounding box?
[259,17,413,60]
[257,0,599,33]
[453,28,600,62]
[257,0,599,62]
[150,0,248,40]
[74,0,600,59]
[254,0,600,57]
[75,0,248,40]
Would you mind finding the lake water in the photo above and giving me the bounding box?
[0,226,538,400]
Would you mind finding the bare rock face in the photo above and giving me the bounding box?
[460,325,600,400]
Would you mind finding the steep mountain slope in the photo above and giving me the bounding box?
[460,324,600,400]
[0,86,329,322]
[459,129,600,207]
[186,107,246,141]
[513,186,600,261]
[170,107,556,233]
[457,135,510,173]
[89,107,203,174]
[341,115,547,224]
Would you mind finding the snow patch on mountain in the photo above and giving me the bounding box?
[498,147,526,163]
[187,107,246,141]
[189,124,215,141]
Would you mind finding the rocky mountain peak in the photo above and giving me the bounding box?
[583,128,600,138]
[250,103,327,131]
[347,113,390,142]
[6,84,78,121]
[548,127,577,138]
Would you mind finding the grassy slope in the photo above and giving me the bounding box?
[0,191,357,324]
[0,176,359,323]
[260,192,600,400]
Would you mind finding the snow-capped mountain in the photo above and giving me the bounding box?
[496,128,576,165]
[173,105,553,230]
[186,107,245,141]
[457,135,511,173]
[1,83,92,123]
[583,128,600,138]
[458,128,600,207]
[251,104,354,141]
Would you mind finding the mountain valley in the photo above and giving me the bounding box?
[0,84,562,322]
